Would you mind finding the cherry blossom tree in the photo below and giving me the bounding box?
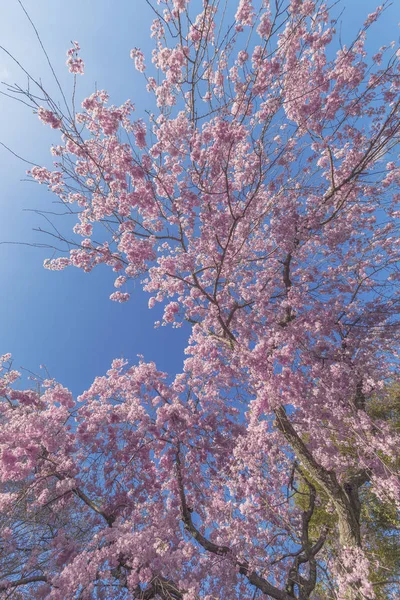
[1,0,400,598]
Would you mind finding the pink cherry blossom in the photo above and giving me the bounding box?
[66,41,84,75]
[2,1,400,598]
[130,47,146,72]
[37,107,62,129]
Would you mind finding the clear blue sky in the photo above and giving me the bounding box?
[0,0,398,395]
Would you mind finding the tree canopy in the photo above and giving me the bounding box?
[0,1,399,598]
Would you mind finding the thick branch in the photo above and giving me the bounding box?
[41,447,115,527]
[134,576,183,600]
[286,468,328,598]
[275,406,362,548]
[1,575,47,589]
[175,450,294,600]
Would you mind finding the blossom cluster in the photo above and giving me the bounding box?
[2,0,400,597]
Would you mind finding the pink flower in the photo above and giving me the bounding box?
[109,291,130,302]
[235,0,255,28]
[133,120,147,149]
[130,48,146,72]
[114,276,127,288]
[37,107,62,129]
[364,6,383,27]
[66,42,84,75]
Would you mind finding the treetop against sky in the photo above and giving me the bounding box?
[0,1,399,599]
[0,0,398,392]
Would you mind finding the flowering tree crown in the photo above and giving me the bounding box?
[1,1,400,598]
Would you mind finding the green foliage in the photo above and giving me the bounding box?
[360,487,400,599]
[293,383,400,598]
[367,382,400,432]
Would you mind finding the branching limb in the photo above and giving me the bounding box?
[275,407,362,549]
[175,448,296,600]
